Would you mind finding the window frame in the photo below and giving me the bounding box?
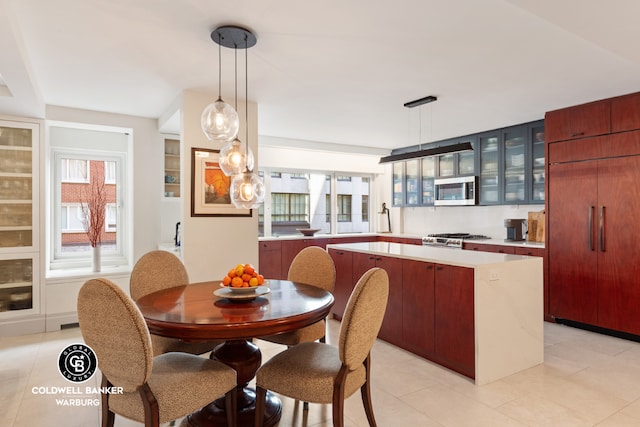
[50,148,127,270]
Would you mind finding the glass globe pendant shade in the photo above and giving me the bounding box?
[219,138,254,176]
[201,97,240,141]
[230,171,265,209]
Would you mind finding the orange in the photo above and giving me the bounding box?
[257,274,265,285]
[235,266,244,277]
[222,275,231,286]
[244,264,255,275]
[241,273,252,282]
[231,276,243,288]
[228,269,237,278]
[249,277,258,287]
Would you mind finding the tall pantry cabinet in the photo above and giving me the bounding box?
[0,118,41,333]
[546,92,640,335]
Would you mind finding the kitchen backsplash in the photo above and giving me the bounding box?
[399,204,541,240]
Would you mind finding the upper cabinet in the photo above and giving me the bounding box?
[391,120,543,207]
[611,92,640,133]
[164,138,181,198]
[545,99,610,143]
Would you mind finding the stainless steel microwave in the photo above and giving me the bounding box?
[434,176,478,206]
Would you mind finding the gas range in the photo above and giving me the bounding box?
[421,233,491,248]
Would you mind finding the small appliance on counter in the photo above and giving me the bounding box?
[504,219,526,242]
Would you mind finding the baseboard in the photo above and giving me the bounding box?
[0,316,46,337]
[554,318,640,343]
[46,313,79,332]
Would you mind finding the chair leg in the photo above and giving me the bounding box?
[360,380,377,427]
[332,365,348,427]
[101,376,115,427]
[254,386,267,427]
[139,383,160,427]
[361,355,377,427]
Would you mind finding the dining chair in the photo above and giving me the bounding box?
[254,267,389,427]
[130,250,223,356]
[259,245,336,346]
[77,278,237,427]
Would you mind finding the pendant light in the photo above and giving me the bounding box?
[201,29,240,141]
[231,32,264,209]
[219,39,254,176]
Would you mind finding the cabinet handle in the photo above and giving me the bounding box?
[599,206,606,252]
[435,266,444,271]
[588,206,594,251]
[425,265,433,270]
[368,256,375,260]
[571,132,585,137]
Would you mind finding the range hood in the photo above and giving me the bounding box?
[379,141,473,164]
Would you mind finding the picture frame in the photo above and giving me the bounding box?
[190,148,251,217]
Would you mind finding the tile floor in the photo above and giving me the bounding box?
[3,320,640,426]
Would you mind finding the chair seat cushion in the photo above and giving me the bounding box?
[256,341,366,404]
[259,319,326,346]
[109,352,236,424]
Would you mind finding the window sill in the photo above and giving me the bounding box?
[45,265,131,284]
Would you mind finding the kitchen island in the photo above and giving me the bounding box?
[326,241,543,385]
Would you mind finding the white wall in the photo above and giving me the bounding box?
[180,90,259,282]
[45,106,165,263]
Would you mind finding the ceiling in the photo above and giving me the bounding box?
[2,0,640,153]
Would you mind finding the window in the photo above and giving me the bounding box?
[106,203,117,231]
[60,159,89,183]
[259,170,371,237]
[49,124,130,271]
[362,195,369,222]
[337,195,352,222]
[325,194,331,222]
[60,204,85,232]
[272,193,309,222]
[104,161,116,184]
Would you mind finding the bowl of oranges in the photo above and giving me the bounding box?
[221,263,266,293]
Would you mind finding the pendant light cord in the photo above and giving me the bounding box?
[245,35,250,172]
[217,31,222,99]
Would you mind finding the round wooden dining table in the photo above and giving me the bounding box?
[135,279,334,427]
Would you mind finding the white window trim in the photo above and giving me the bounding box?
[50,148,128,270]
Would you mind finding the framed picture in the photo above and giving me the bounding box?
[190,148,251,217]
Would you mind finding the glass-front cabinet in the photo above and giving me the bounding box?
[530,123,545,202]
[503,126,526,204]
[421,157,435,205]
[405,159,419,205]
[392,162,404,206]
[0,119,40,318]
[478,132,500,204]
[391,120,543,207]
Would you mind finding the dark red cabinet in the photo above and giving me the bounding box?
[612,92,640,133]
[402,259,435,357]
[433,264,475,378]
[258,240,282,279]
[352,252,403,346]
[463,242,515,254]
[327,248,353,320]
[546,92,640,336]
[548,160,599,325]
[545,99,611,143]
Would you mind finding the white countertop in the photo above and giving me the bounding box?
[326,241,536,269]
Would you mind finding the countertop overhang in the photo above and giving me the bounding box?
[326,241,539,269]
